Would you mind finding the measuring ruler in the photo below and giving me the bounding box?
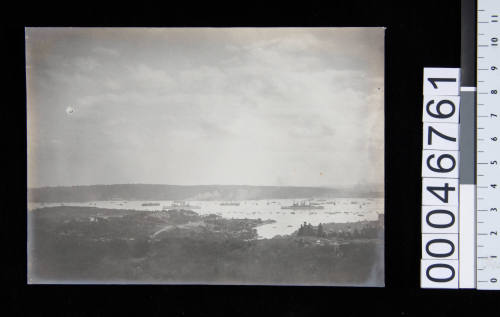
[476,0,500,290]
[421,0,500,290]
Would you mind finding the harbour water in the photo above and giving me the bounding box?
[28,198,384,239]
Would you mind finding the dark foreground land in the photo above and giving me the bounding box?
[28,206,383,286]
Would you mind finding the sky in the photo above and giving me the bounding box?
[26,27,384,188]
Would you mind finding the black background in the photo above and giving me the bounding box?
[3,0,498,315]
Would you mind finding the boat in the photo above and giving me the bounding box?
[281,201,324,210]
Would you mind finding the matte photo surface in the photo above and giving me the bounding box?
[26,27,385,285]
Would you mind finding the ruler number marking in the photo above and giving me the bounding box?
[427,77,456,89]
[428,126,456,145]
[426,154,456,173]
[426,183,455,203]
[425,99,455,119]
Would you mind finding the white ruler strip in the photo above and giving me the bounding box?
[459,184,475,287]
[476,0,500,290]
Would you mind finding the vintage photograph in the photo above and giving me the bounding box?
[26,27,385,285]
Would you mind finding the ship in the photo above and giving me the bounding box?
[220,201,240,206]
[164,201,201,210]
[142,202,161,206]
[281,200,325,210]
[310,202,324,206]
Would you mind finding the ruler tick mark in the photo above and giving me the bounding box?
[468,1,499,290]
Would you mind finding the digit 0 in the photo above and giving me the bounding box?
[426,263,455,282]
[425,239,455,258]
[426,209,455,228]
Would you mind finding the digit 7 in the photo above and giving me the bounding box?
[428,126,456,145]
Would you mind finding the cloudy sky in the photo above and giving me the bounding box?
[26,27,384,188]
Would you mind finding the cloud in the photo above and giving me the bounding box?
[74,57,100,72]
[92,46,120,56]
[26,28,384,188]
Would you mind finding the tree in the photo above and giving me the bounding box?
[298,224,304,236]
[317,223,325,238]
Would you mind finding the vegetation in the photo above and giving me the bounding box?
[297,222,326,237]
[28,206,383,286]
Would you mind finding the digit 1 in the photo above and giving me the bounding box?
[427,78,457,89]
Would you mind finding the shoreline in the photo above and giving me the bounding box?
[28,205,383,285]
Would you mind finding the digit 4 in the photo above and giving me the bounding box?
[427,183,455,203]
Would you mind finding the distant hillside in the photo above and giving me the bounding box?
[28,184,383,203]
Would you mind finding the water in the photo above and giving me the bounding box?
[28,198,384,239]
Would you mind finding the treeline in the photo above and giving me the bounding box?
[298,222,327,237]
[28,184,383,203]
[297,222,381,239]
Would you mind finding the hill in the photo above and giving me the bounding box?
[28,184,383,202]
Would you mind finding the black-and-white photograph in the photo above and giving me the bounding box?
[26,27,384,285]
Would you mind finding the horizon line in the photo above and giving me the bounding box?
[28,183,384,190]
